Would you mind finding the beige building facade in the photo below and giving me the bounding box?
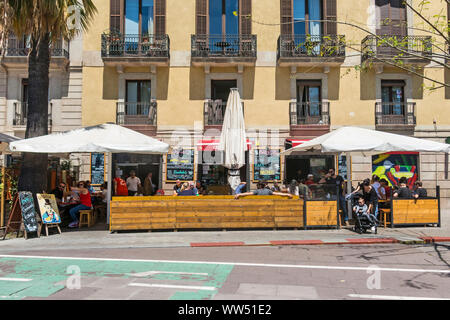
[58,1,450,196]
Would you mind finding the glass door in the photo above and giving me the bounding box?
[297,80,321,123]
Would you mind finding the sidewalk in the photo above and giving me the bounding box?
[1,205,448,252]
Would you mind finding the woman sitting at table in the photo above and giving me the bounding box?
[67,181,92,228]
[177,182,197,196]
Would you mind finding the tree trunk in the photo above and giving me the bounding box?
[17,34,50,194]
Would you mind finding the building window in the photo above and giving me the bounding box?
[209,0,239,36]
[381,80,405,115]
[125,0,154,35]
[297,80,322,118]
[126,80,151,115]
[293,0,322,36]
[376,0,407,35]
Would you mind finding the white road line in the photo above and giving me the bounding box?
[127,271,209,277]
[0,277,32,282]
[0,254,449,274]
[129,283,216,291]
[348,294,450,300]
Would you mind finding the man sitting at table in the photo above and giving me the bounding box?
[50,182,66,205]
[413,181,427,199]
[235,182,293,199]
[393,177,412,199]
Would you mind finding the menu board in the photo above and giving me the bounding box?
[166,149,195,181]
[19,191,39,233]
[91,153,105,185]
[254,149,281,181]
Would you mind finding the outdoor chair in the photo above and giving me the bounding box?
[79,209,95,228]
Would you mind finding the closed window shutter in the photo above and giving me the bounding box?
[110,0,122,33]
[196,0,208,35]
[155,0,166,35]
[376,0,406,36]
[280,0,293,35]
[240,0,252,35]
[323,0,337,35]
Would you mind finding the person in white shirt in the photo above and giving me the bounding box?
[371,175,385,200]
[126,170,141,196]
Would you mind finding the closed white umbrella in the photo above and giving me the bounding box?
[218,88,247,193]
[9,123,170,225]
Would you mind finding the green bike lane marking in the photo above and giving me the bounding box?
[0,257,234,300]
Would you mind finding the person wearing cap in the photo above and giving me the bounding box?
[305,174,315,186]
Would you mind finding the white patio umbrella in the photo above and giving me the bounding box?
[9,123,170,224]
[218,88,247,193]
[281,126,450,216]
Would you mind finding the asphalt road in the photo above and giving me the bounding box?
[0,243,449,300]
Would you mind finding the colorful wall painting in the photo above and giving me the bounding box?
[372,152,419,188]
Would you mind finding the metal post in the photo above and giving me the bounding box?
[346,152,352,220]
[106,152,113,229]
[0,165,5,227]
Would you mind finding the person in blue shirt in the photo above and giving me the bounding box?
[178,182,197,196]
[234,181,247,195]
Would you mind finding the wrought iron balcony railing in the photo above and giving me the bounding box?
[13,102,53,127]
[192,34,257,58]
[361,35,432,63]
[101,33,170,58]
[375,102,416,126]
[277,34,346,59]
[204,100,244,126]
[290,101,330,126]
[2,36,69,58]
[116,101,157,125]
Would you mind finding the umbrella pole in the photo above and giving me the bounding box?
[106,152,112,229]
[346,152,352,220]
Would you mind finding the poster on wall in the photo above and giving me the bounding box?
[254,149,281,181]
[338,155,348,181]
[166,148,195,181]
[372,152,419,187]
[91,153,105,185]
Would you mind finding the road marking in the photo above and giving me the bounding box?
[0,277,32,282]
[127,271,209,277]
[1,254,449,274]
[349,294,450,300]
[129,283,216,291]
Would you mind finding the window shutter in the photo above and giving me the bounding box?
[280,0,293,35]
[196,0,208,35]
[240,0,252,35]
[155,0,166,35]
[323,0,337,35]
[110,0,123,33]
[390,0,407,36]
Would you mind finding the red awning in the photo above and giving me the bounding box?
[286,139,310,148]
[197,139,252,151]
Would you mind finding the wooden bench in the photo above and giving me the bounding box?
[79,209,95,228]
[391,198,440,227]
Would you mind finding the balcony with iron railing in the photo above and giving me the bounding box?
[191,34,257,66]
[289,101,331,137]
[277,34,346,66]
[203,100,244,127]
[101,33,170,66]
[0,36,69,69]
[13,102,53,129]
[361,35,432,65]
[375,102,416,130]
[116,101,158,136]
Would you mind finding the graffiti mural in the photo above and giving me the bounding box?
[372,153,419,188]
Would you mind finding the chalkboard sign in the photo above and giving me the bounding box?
[254,149,281,181]
[18,192,39,233]
[166,149,195,181]
[91,153,105,185]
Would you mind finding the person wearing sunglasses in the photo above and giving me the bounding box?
[50,182,66,205]
[67,181,92,228]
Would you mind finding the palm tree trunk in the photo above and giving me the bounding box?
[18,34,50,193]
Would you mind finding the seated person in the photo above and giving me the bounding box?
[353,197,378,226]
[67,181,92,228]
[413,181,427,199]
[173,180,182,195]
[393,177,412,199]
[305,174,315,186]
[234,181,247,195]
[85,180,95,194]
[50,182,66,205]
[195,180,207,195]
[235,182,293,199]
[177,182,197,196]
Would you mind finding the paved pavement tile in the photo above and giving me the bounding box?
[41,287,100,300]
[236,283,278,296]
[276,285,318,299]
[86,277,132,289]
[83,287,140,300]
[128,288,175,300]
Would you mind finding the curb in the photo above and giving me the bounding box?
[190,238,406,247]
[420,237,450,244]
